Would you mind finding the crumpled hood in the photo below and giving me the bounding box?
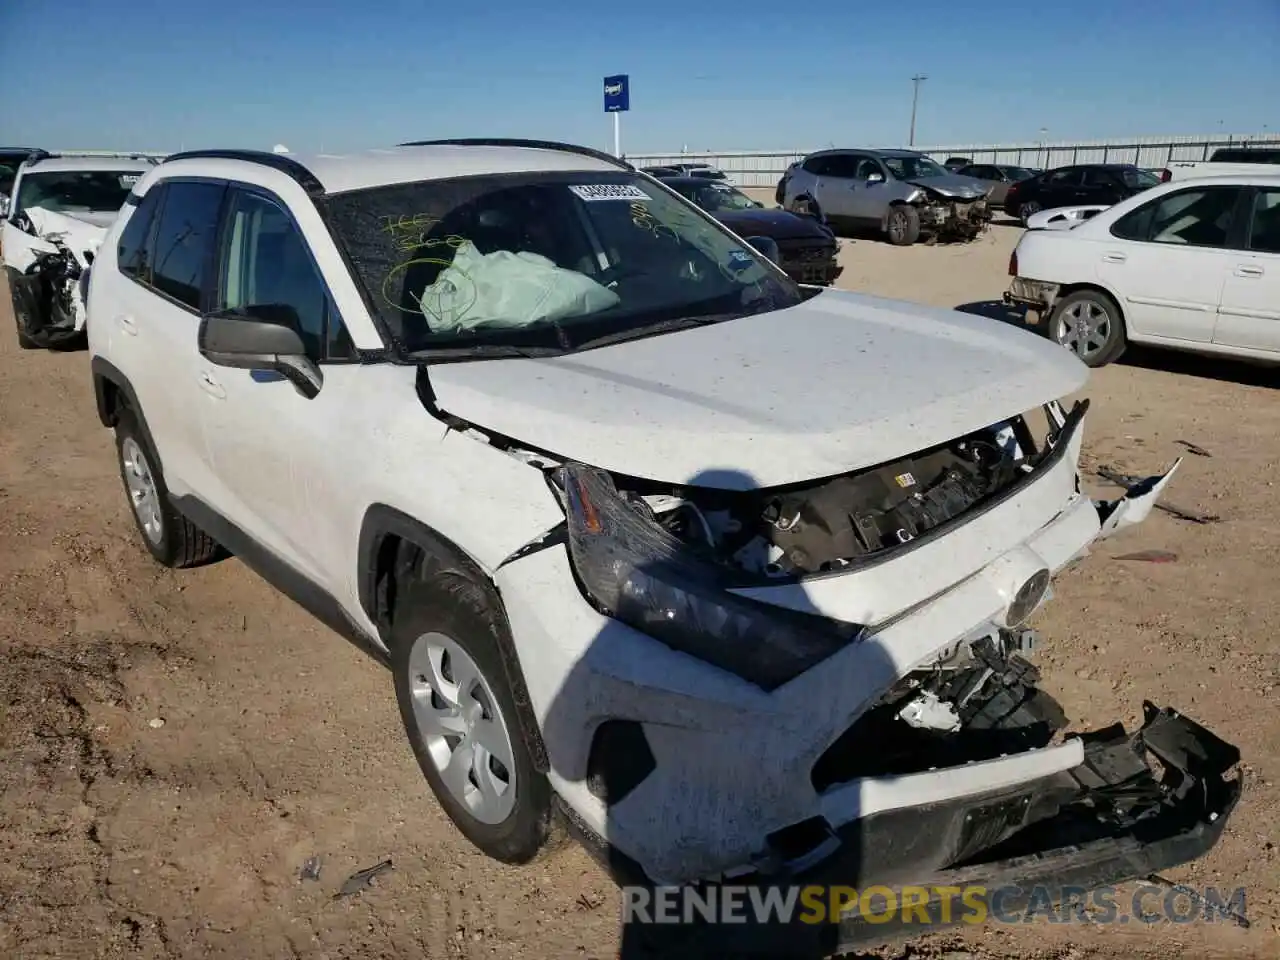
[427,289,1090,490]
[907,174,992,200]
[713,207,834,242]
[25,206,111,253]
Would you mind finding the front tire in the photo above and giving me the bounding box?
[114,406,222,567]
[885,205,921,245]
[391,565,555,864]
[1046,289,1127,367]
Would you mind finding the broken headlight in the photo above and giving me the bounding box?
[560,464,860,691]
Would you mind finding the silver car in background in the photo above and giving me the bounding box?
[778,148,994,245]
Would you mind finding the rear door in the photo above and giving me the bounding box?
[1077,168,1125,206]
[104,178,227,500]
[1098,184,1246,343]
[810,153,860,219]
[1037,167,1084,209]
[1214,186,1280,354]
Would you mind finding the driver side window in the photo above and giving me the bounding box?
[215,188,355,362]
[854,158,882,180]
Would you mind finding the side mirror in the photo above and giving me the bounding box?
[865,171,886,185]
[753,200,765,208]
[198,311,322,399]
[744,235,781,264]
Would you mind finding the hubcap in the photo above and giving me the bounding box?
[121,436,163,545]
[407,631,516,824]
[1057,299,1112,361]
[889,212,906,240]
[1021,202,1041,221]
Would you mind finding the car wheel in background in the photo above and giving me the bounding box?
[391,564,558,864]
[1018,200,1042,224]
[114,405,222,567]
[885,205,921,246]
[1046,289,1127,368]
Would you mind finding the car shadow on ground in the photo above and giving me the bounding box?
[536,467,902,959]
[954,299,1030,328]
[1118,346,1279,389]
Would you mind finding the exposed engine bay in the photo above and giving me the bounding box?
[918,192,993,242]
[4,207,102,349]
[627,415,1042,578]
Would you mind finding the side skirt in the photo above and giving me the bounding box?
[171,495,390,669]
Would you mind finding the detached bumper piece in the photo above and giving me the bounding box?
[607,704,1240,958]
[5,262,88,350]
[922,199,992,242]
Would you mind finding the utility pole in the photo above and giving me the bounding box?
[908,74,927,147]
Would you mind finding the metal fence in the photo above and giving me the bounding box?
[628,134,1280,187]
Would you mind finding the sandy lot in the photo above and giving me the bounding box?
[1,214,1277,960]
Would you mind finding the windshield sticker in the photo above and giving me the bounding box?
[119,174,141,187]
[569,184,649,202]
[727,249,753,270]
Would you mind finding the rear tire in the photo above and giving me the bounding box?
[885,205,921,245]
[390,563,557,865]
[113,406,222,568]
[788,195,821,220]
[1018,200,1043,224]
[1046,289,1127,368]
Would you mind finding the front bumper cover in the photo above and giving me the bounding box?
[564,704,1241,957]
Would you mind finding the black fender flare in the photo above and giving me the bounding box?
[356,503,550,772]
[90,356,166,475]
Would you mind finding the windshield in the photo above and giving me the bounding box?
[323,170,801,357]
[669,180,759,213]
[1120,167,1161,189]
[13,169,145,217]
[1001,166,1034,181]
[883,156,947,179]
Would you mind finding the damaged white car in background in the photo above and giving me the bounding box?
[2,151,156,349]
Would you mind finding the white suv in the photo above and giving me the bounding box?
[86,140,1240,946]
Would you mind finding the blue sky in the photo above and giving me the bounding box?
[2,0,1276,155]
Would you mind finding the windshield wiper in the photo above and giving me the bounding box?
[409,343,568,361]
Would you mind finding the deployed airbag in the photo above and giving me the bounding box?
[418,240,619,333]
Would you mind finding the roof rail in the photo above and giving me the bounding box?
[398,138,633,171]
[160,149,325,195]
[25,149,164,166]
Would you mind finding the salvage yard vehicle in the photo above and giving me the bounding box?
[955,163,1035,207]
[1005,173,1280,367]
[639,161,728,180]
[0,146,45,216]
[86,139,1240,953]
[1162,145,1280,182]
[779,148,992,244]
[655,174,843,285]
[1003,163,1160,225]
[2,150,157,349]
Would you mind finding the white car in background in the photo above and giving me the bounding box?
[1006,173,1280,367]
[2,151,157,349]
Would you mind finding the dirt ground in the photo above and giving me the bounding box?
[1,213,1277,960]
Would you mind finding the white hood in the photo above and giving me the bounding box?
[427,289,1090,490]
[26,206,112,251]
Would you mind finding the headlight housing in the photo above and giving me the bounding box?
[559,464,861,691]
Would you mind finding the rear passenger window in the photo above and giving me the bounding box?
[117,186,164,282]
[1248,189,1280,254]
[150,181,226,310]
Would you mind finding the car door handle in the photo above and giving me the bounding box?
[198,370,226,400]
[1235,264,1264,278]
[116,314,138,335]
[1102,252,1127,264]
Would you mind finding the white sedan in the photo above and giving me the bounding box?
[1005,173,1280,367]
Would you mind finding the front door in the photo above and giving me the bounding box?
[847,156,894,223]
[1215,186,1280,354]
[198,184,358,584]
[1098,184,1246,344]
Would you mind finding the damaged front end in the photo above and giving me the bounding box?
[517,392,1237,909]
[916,190,993,242]
[5,208,101,350]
